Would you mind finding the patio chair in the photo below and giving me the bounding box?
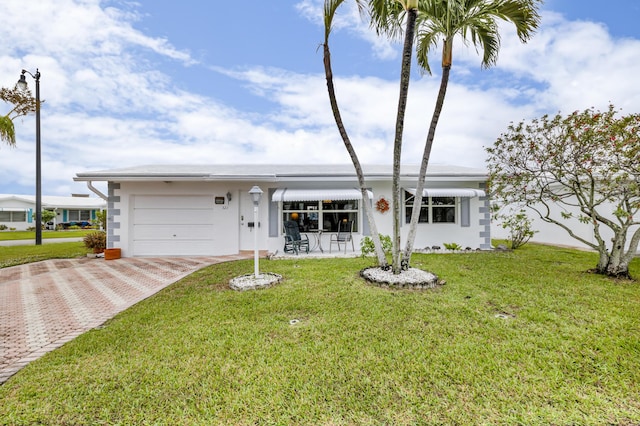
[283,220,310,255]
[330,220,354,254]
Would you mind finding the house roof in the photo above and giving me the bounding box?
[74,164,487,182]
[0,194,106,209]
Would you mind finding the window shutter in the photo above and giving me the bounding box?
[268,188,279,237]
[461,198,470,227]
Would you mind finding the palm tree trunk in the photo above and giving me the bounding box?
[323,42,388,267]
[391,7,418,274]
[403,63,451,265]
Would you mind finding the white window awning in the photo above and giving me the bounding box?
[406,188,486,198]
[272,188,373,202]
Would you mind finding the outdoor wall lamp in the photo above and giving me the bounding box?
[226,191,232,203]
[16,69,42,245]
[248,186,263,278]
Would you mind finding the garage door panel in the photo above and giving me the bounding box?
[133,240,215,256]
[134,209,214,225]
[133,224,214,240]
[132,195,219,256]
[134,195,214,209]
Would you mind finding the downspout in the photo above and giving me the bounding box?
[85,181,108,201]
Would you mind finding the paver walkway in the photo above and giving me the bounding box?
[0,254,251,384]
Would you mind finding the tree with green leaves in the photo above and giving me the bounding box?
[33,210,56,228]
[323,0,419,270]
[323,0,421,272]
[1,86,37,147]
[487,104,640,278]
[402,0,541,268]
[323,0,540,274]
[372,0,419,273]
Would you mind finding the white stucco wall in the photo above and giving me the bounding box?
[492,200,640,253]
[112,181,243,257]
[111,179,489,257]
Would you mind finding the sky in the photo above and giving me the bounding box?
[1,0,639,197]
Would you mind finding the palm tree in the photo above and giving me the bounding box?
[323,0,419,272]
[323,0,389,268]
[1,86,37,147]
[402,0,541,266]
[369,0,419,273]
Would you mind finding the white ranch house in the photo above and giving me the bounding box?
[74,164,490,258]
[0,194,106,230]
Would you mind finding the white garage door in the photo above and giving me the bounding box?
[132,195,215,256]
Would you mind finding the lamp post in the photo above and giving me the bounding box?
[248,185,263,278]
[17,69,42,245]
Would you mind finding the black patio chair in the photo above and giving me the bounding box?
[283,220,310,255]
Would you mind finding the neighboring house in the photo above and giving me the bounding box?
[0,194,106,230]
[74,164,490,257]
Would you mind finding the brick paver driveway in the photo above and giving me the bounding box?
[0,254,250,384]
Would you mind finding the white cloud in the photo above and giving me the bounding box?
[1,0,639,196]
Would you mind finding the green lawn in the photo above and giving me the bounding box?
[0,229,94,241]
[0,244,639,424]
[0,242,90,268]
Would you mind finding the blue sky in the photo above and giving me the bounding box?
[1,0,639,196]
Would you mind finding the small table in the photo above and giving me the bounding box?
[304,229,326,253]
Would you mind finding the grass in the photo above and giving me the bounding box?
[0,244,639,424]
[0,242,90,268]
[0,229,94,241]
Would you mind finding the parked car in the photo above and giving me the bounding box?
[59,221,93,229]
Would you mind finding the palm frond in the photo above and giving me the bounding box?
[369,0,413,40]
[413,0,539,71]
[323,0,347,41]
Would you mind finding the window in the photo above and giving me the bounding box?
[0,211,27,222]
[404,191,456,224]
[283,200,358,232]
[68,210,91,221]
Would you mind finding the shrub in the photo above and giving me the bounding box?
[360,234,393,257]
[0,225,7,231]
[83,231,106,252]
[443,242,462,251]
[494,208,537,249]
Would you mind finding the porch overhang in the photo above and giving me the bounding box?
[271,188,373,202]
[406,188,486,198]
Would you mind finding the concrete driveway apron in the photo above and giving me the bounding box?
[0,254,251,384]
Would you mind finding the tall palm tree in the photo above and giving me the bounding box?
[369,0,419,273]
[323,0,389,268]
[402,0,541,266]
[1,86,37,147]
[323,0,419,272]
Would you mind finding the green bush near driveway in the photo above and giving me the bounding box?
[0,244,638,424]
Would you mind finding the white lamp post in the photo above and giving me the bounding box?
[248,185,263,278]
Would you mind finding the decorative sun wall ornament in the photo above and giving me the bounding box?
[375,196,390,213]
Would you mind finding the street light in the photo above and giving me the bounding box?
[17,69,42,245]
[248,185,263,278]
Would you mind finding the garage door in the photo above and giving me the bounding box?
[132,195,215,256]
